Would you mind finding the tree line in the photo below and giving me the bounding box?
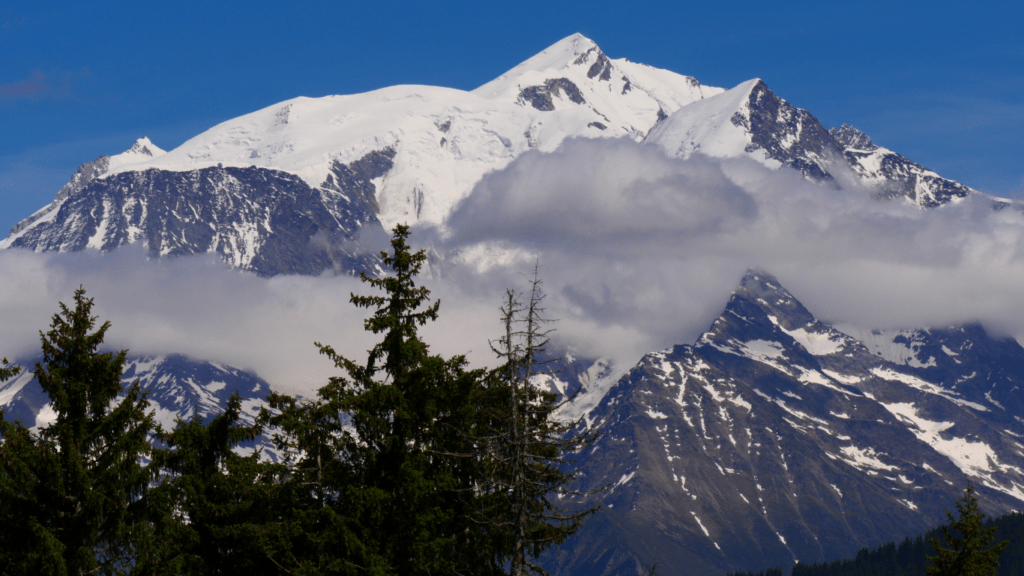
[727,484,1021,576]
[0,225,601,576]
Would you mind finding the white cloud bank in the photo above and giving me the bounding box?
[2,137,1024,395]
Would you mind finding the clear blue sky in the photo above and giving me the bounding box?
[2,0,1021,236]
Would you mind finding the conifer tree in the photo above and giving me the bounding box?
[139,394,291,575]
[927,483,1010,576]
[481,266,602,576]
[0,356,19,381]
[0,287,155,575]
[261,385,386,575]
[264,224,496,575]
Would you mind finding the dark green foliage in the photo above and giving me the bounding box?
[928,483,1011,576]
[138,394,291,575]
[0,287,155,575]
[263,224,499,575]
[261,388,385,575]
[0,357,19,381]
[0,230,606,575]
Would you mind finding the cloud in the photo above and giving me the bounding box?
[0,69,88,104]
[0,246,505,396]
[0,71,49,102]
[4,136,1024,396]
[429,137,1024,363]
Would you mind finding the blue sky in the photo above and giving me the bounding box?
[2,0,1021,236]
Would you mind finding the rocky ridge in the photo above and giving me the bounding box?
[543,271,1024,576]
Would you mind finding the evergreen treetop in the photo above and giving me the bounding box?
[0,287,156,575]
[480,265,602,576]
[927,483,1011,576]
[264,224,499,575]
[0,357,19,382]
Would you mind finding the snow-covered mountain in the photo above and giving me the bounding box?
[1,32,1016,576]
[644,80,974,206]
[3,34,978,274]
[0,354,280,457]
[2,142,388,277]
[828,124,975,207]
[544,271,1024,576]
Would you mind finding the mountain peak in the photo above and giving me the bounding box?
[126,136,163,157]
[105,136,167,174]
[525,32,601,69]
[735,268,784,298]
[473,33,601,97]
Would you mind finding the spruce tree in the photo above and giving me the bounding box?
[264,224,496,575]
[927,483,1010,576]
[0,287,155,575]
[261,386,385,575]
[139,394,291,575]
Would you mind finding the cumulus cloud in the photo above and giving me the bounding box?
[4,136,1024,395]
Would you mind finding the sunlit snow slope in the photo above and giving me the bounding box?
[4,33,979,276]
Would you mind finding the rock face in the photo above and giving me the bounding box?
[645,79,976,207]
[4,158,388,278]
[829,124,974,207]
[517,78,587,111]
[735,80,845,183]
[10,155,111,238]
[544,271,1024,576]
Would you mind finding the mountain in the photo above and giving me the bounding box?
[2,141,389,277]
[542,271,1024,576]
[8,137,166,238]
[0,354,281,457]
[3,271,1021,576]
[644,81,974,207]
[828,124,976,207]
[3,34,979,275]
[0,33,1016,576]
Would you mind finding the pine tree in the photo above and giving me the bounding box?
[927,483,1010,576]
[0,287,155,575]
[481,266,602,576]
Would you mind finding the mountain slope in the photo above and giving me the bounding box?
[2,153,389,277]
[645,82,975,206]
[546,271,1024,576]
[829,124,975,207]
